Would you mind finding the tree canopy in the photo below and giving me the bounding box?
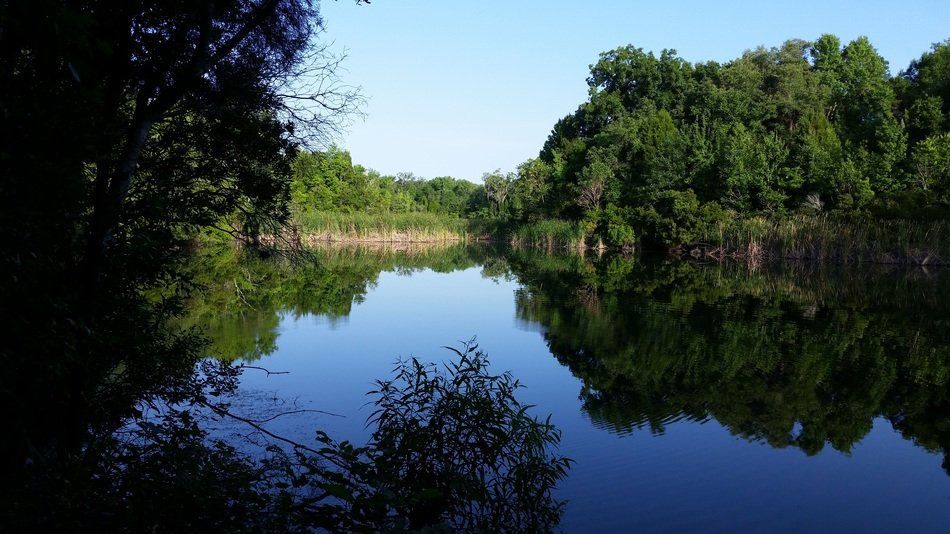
[0,0,357,501]
[288,146,486,217]
[503,35,950,248]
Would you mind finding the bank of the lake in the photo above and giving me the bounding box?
[286,211,950,265]
[686,215,950,266]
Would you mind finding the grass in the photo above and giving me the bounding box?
[276,210,950,265]
[291,211,587,249]
[293,210,471,243]
[694,215,950,266]
[508,219,587,249]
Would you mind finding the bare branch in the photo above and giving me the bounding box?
[198,399,323,455]
[239,365,291,376]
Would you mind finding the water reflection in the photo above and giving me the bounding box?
[505,251,950,475]
[183,244,950,475]
[179,243,499,361]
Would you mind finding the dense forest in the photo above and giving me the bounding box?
[290,35,950,252]
[517,35,950,247]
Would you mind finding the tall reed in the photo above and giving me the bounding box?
[293,210,470,243]
[695,215,949,265]
[508,219,587,250]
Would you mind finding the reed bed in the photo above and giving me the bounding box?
[294,211,471,243]
[508,219,586,249]
[692,215,950,266]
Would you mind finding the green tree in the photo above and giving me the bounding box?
[0,0,362,486]
[902,39,950,137]
[715,123,796,212]
[911,133,950,205]
[626,108,689,202]
[588,46,692,116]
[512,158,553,221]
[483,170,514,216]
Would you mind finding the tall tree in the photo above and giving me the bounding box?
[901,40,950,142]
[0,0,361,474]
[483,170,513,216]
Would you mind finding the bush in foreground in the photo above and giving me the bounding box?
[5,344,571,533]
[285,340,572,532]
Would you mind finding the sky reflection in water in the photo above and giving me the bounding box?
[215,248,950,532]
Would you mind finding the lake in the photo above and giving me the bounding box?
[189,244,950,532]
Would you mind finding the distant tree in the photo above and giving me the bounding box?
[512,158,553,220]
[483,170,514,216]
[902,40,950,135]
[911,133,950,204]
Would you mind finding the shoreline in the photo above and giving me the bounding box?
[252,213,950,267]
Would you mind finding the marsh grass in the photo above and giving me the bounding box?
[293,211,470,243]
[694,215,950,266]
[508,219,586,249]
[291,212,588,250]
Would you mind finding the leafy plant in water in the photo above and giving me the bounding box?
[289,340,572,532]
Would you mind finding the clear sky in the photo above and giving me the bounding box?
[317,0,950,183]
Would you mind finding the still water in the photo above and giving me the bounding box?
[191,244,950,532]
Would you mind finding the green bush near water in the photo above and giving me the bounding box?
[6,343,570,532]
[286,341,571,532]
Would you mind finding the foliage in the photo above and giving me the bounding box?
[503,34,950,249]
[0,0,368,527]
[483,170,516,217]
[283,341,571,532]
[635,189,728,247]
[590,204,636,248]
[294,210,472,242]
[910,132,950,206]
[290,147,485,218]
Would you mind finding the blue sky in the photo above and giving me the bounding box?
[318,1,950,183]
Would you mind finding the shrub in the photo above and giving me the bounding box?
[635,189,727,247]
[598,205,637,248]
[291,341,572,532]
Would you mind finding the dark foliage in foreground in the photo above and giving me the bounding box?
[284,340,571,532]
[4,345,570,532]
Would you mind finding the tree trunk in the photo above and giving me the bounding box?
[82,115,155,303]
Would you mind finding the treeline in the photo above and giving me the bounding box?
[290,146,490,217]
[288,145,555,225]
[291,35,950,252]
[497,35,950,248]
